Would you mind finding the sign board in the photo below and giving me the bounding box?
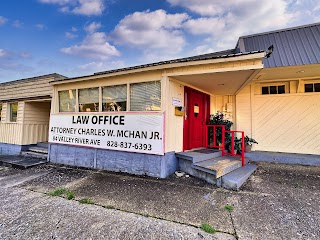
[48,113,164,155]
[172,97,182,107]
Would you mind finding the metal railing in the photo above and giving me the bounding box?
[206,125,245,166]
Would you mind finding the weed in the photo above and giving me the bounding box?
[200,223,216,234]
[66,191,75,200]
[79,198,94,204]
[48,188,67,196]
[224,204,234,212]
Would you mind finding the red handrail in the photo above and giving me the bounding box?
[206,125,225,156]
[206,125,245,166]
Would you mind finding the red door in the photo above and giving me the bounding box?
[184,87,210,150]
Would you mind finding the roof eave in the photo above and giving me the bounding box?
[50,51,265,86]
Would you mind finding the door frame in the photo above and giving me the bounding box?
[183,87,210,151]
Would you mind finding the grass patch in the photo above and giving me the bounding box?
[79,198,94,204]
[200,223,216,234]
[224,204,234,213]
[48,188,67,196]
[66,191,75,200]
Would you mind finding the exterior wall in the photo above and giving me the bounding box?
[210,95,235,123]
[0,143,22,155]
[165,80,184,152]
[235,77,320,155]
[49,143,177,178]
[0,75,58,101]
[0,102,24,145]
[22,101,51,145]
[0,101,51,149]
[253,93,320,154]
[235,85,252,136]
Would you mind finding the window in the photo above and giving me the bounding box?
[10,102,18,122]
[102,85,127,111]
[59,90,76,112]
[79,87,99,112]
[305,83,320,92]
[130,81,161,111]
[262,85,285,95]
[0,104,2,121]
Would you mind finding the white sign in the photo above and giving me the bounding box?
[48,113,164,155]
[172,97,182,107]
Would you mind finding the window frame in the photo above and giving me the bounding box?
[260,82,289,95]
[56,80,162,114]
[304,81,320,93]
[102,84,128,112]
[9,102,18,122]
[58,89,77,112]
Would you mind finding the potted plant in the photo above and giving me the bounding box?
[244,136,258,152]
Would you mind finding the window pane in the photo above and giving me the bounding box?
[102,85,127,111]
[130,81,161,111]
[305,84,313,92]
[314,83,320,92]
[59,90,76,112]
[278,85,285,94]
[270,86,277,94]
[0,104,2,121]
[10,102,18,122]
[79,87,99,112]
[262,87,269,94]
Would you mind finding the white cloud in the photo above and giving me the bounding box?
[61,32,120,60]
[71,26,78,32]
[0,49,8,58]
[112,10,189,53]
[0,16,7,25]
[65,32,78,39]
[12,20,23,28]
[167,0,298,53]
[35,24,46,30]
[74,60,126,73]
[84,21,102,34]
[39,0,105,16]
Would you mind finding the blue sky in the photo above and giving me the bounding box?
[0,0,319,82]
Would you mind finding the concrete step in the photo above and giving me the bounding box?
[221,164,257,190]
[176,149,222,163]
[21,151,47,160]
[37,142,49,148]
[193,156,242,178]
[28,146,48,154]
[0,155,47,169]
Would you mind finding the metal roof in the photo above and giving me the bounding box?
[93,48,259,76]
[0,73,67,85]
[237,22,320,68]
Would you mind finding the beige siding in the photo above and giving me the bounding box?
[0,102,24,144]
[0,123,23,144]
[165,80,184,152]
[0,76,56,101]
[21,102,51,144]
[235,85,252,136]
[253,93,320,154]
[0,101,50,145]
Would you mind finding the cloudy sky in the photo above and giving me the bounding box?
[0,0,319,82]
